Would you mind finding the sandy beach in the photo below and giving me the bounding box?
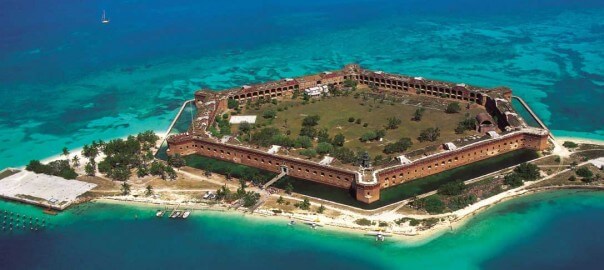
[555,136,604,146]
[11,131,604,244]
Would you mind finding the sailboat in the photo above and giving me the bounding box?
[101,10,110,24]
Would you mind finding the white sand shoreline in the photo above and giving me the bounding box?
[19,130,168,171]
[555,136,604,146]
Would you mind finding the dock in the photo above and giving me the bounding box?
[0,169,96,211]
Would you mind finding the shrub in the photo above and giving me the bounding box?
[386,117,402,129]
[563,141,579,148]
[418,127,440,142]
[316,128,331,143]
[251,127,281,147]
[422,196,445,214]
[361,131,378,142]
[504,173,523,187]
[348,117,355,123]
[331,147,356,164]
[383,137,413,154]
[413,108,425,121]
[227,99,239,109]
[299,149,317,158]
[447,194,477,210]
[299,125,317,138]
[316,142,334,155]
[576,167,593,178]
[438,180,466,196]
[263,109,276,119]
[514,163,540,181]
[445,102,461,113]
[332,133,345,147]
[294,136,313,149]
[302,115,320,126]
[456,116,476,134]
[355,218,373,226]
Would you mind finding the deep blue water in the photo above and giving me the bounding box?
[1,1,604,269]
[0,190,603,269]
[1,0,604,168]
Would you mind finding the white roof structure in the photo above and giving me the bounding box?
[396,155,412,165]
[304,85,328,96]
[319,156,334,165]
[268,145,281,155]
[220,136,231,144]
[589,157,604,169]
[229,115,257,124]
[444,142,458,151]
[0,170,96,209]
[487,131,500,138]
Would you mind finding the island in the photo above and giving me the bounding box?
[2,64,603,241]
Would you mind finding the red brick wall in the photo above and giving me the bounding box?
[355,183,381,204]
[168,137,357,189]
[375,132,548,189]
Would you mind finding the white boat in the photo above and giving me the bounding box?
[156,210,164,217]
[170,211,181,218]
[101,10,110,24]
[182,211,191,219]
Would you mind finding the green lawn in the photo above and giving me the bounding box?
[234,90,487,159]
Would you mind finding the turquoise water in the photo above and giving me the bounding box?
[0,190,603,269]
[2,0,604,169]
[2,1,604,268]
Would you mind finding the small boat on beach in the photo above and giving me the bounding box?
[156,210,165,217]
[182,211,191,219]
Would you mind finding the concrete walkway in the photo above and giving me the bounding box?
[262,172,287,189]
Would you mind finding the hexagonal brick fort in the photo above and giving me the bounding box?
[167,64,549,204]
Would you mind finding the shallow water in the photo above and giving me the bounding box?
[0,190,603,269]
[2,0,604,169]
[2,2,604,267]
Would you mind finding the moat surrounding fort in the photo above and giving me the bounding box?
[2,1,604,269]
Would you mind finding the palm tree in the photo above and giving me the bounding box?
[121,182,131,195]
[62,147,70,158]
[71,155,80,167]
[145,185,153,196]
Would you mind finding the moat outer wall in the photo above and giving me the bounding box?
[167,64,550,204]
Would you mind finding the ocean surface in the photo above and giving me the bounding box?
[1,0,604,169]
[0,190,603,269]
[2,1,604,269]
